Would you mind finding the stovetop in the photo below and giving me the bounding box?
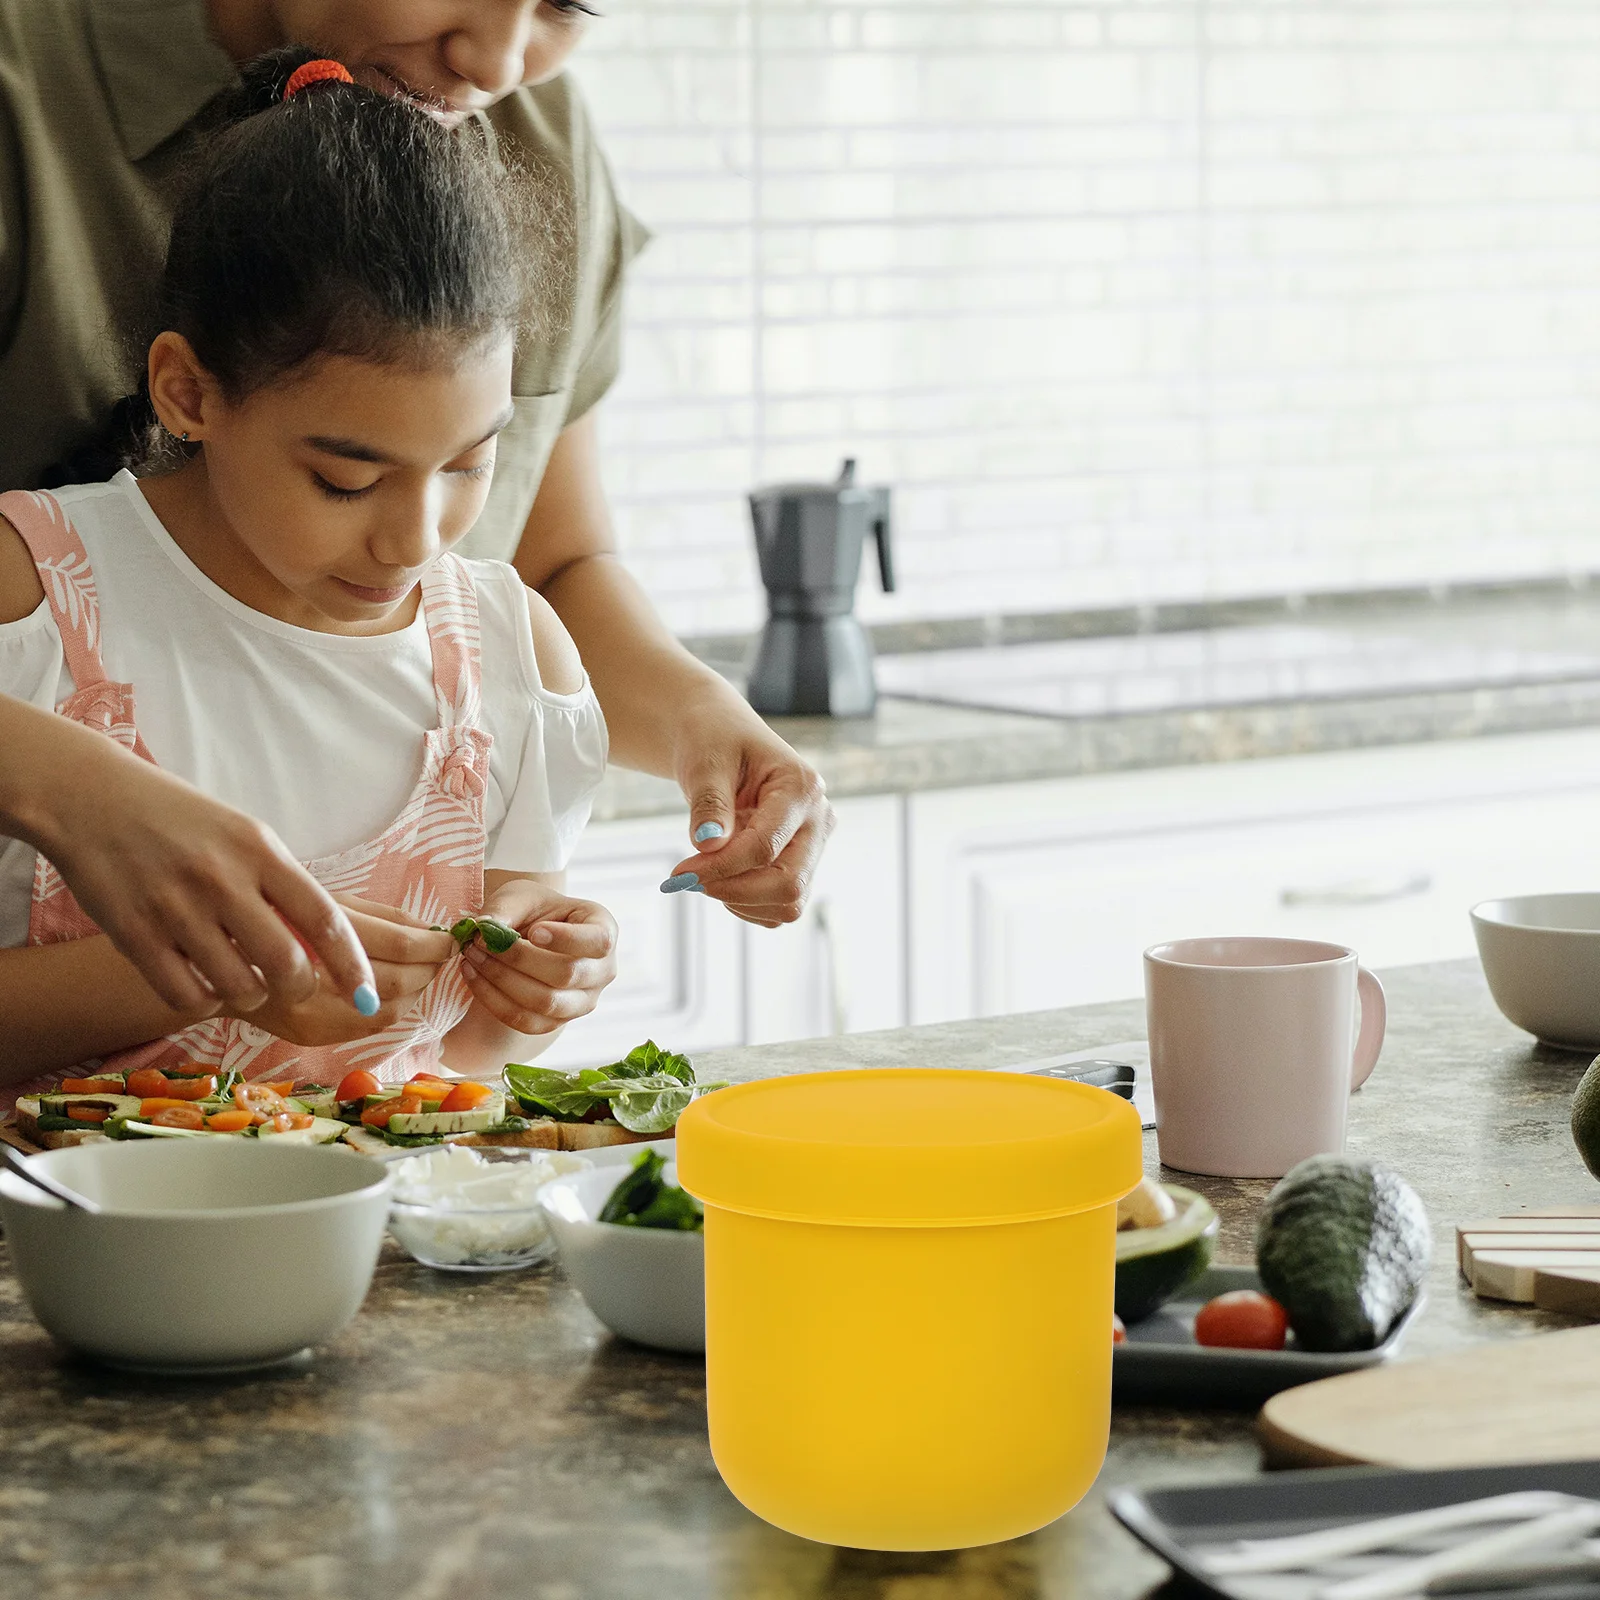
[870,620,1600,719]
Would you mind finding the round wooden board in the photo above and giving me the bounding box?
[1258,1324,1600,1469]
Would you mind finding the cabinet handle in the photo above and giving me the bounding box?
[815,899,848,1036]
[1280,873,1433,907]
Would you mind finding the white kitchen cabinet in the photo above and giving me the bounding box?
[535,812,744,1069]
[907,727,1600,1023]
[742,793,906,1044]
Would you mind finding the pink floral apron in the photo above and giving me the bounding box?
[2,488,489,1104]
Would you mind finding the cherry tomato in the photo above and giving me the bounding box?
[150,1105,205,1131]
[258,1081,296,1098]
[360,1096,422,1129]
[269,1112,315,1133]
[233,1083,290,1125]
[438,1081,494,1112]
[140,1097,199,1118]
[1193,1291,1289,1351]
[61,1077,124,1095]
[66,1106,109,1123]
[158,1074,217,1102]
[205,1109,254,1132]
[336,1069,381,1103]
[1112,1314,1127,1345]
[126,1067,171,1099]
[405,1076,452,1103]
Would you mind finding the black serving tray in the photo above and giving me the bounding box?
[1113,1265,1423,1409]
[1108,1459,1600,1600]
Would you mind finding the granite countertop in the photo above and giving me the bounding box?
[0,959,1593,1599]
[594,586,1600,821]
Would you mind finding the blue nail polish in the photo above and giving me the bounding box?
[353,982,379,1016]
[693,821,725,843]
[660,871,700,894]
[687,884,706,893]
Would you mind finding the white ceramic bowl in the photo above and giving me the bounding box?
[0,1140,391,1372]
[538,1160,704,1353]
[1472,894,1600,1050]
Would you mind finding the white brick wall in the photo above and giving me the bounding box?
[571,2,1600,637]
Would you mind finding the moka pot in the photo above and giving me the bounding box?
[745,459,894,717]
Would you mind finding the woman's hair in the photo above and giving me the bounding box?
[43,46,548,483]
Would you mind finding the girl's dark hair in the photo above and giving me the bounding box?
[43,47,545,483]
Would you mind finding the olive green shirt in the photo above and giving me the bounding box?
[0,0,647,561]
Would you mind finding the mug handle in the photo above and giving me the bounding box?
[1351,966,1386,1090]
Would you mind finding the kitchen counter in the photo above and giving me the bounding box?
[595,586,1600,821]
[1,959,1594,1599]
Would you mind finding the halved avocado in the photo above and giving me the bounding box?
[1114,1183,1219,1324]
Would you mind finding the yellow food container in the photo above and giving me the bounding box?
[676,1067,1142,1550]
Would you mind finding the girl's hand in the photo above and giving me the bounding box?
[222,896,455,1046]
[2,701,377,1014]
[461,880,618,1036]
[666,721,835,928]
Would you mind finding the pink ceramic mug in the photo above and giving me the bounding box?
[1143,936,1386,1179]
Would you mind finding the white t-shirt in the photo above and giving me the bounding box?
[0,471,608,948]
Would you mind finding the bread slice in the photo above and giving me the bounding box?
[462,1122,561,1150]
[9,1103,110,1151]
[557,1120,653,1151]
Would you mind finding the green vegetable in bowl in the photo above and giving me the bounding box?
[598,1149,703,1231]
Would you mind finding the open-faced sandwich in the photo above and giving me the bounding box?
[8,1041,725,1157]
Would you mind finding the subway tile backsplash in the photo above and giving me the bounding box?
[572,3,1600,638]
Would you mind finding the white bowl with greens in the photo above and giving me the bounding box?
[538,1152,705,1353]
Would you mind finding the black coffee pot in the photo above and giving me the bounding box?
[745,459,894,717]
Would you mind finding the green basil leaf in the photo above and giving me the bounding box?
[448,917,479,946]
[502,1063,603,1120]
[476,917,519,954]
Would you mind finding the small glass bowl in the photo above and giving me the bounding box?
[387,1147,581,1272]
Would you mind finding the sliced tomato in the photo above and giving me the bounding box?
[140,1097,198,1117]
[269,1112,315,1133]
[404,1076,452,1103]
[150,1105,205,1130]
[438,1081,494,1112]
[233,1083,290,1125]
[204,1108,254,1132]
[361,1096,423,1129]
[125,1067,171,1099]
[257,1081,296,1098]
[1193,1291,1289,1351]
[336,1069,381,1103]
[66,1106,109,1123]
[157,1073,217,1102]
[61,1076,124,1095]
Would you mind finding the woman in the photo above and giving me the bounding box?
[0,0,832,1007]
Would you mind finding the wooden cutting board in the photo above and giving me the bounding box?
[1259,1325,1600,1468]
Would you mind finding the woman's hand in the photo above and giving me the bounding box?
[220,896,453,1047]
[664,717,835,928]
[460,877,618,1036]
[0,699,376,1014]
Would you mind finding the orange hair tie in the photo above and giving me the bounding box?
[283,59,354,99]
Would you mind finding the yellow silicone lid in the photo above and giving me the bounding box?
[675,1069,1143,1227]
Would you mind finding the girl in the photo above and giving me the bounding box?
[0,50,615,1095]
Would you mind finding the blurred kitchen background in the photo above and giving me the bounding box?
[539,2,1600,1067]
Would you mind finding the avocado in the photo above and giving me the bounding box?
[1255,1154,1430,1352]
[1572,1056,1600,1179]
[387,1096,506,1135]
[257,1116,348,1145]
[1114,1183,1219,1324]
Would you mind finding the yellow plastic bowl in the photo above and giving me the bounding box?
[676,1068,1142,1550]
